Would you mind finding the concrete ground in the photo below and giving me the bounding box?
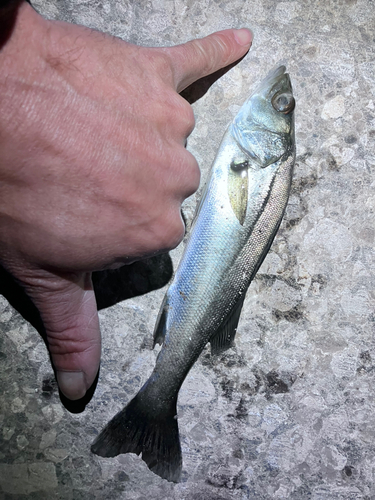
[1,0,375,498]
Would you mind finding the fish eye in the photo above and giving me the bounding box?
[271,92,295,114]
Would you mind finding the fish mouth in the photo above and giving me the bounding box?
[261,65,288,85]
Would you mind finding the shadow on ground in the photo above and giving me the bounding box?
[0,253,173,412]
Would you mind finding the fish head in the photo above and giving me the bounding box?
[231,66,295,167]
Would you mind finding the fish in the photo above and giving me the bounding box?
[91,65,296,482]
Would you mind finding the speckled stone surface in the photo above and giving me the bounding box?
[1,0,375,498]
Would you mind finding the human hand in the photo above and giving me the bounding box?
[0,1,252,402]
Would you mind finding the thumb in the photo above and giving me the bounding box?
[164,28,253,93]
[20,270,101,401]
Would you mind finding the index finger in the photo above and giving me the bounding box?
[163,28,253,93]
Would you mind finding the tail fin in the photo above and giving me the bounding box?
[91,394,182,482]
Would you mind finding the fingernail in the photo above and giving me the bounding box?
[56,371,87,401]
[234,28,253,46]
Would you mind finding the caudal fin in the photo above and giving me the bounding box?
[91,394,182,482]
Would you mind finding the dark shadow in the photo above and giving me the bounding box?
[92,253,173,310]
[0,0,24,49]
[0,264,46,338]
[180,53,248,105]
[0,253,173,413]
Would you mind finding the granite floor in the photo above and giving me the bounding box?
[1,0,375,498]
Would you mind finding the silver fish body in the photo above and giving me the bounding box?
[92,66,296,482]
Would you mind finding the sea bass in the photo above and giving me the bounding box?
[91,66,296,482]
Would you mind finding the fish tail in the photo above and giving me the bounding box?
[91,393,182,482]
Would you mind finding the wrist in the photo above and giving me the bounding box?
[0,0,50,164]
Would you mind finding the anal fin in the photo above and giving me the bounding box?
[210,294,246,355]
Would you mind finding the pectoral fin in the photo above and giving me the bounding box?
[210,294,246,355]
[228,162,248,225]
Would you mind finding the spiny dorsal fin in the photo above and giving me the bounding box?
[210,294,246,355]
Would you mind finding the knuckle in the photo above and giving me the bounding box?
[168,147,200,198]
[183,151,201,195]
[155,210,185,251]
[211,33,234,67]
[180,98,196,134]
[190,34,233,75]
[143,49,174,82]
[167,215,186,248]
[188,40,214,76]
[168,93,196,136]
[146,88,195,139]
